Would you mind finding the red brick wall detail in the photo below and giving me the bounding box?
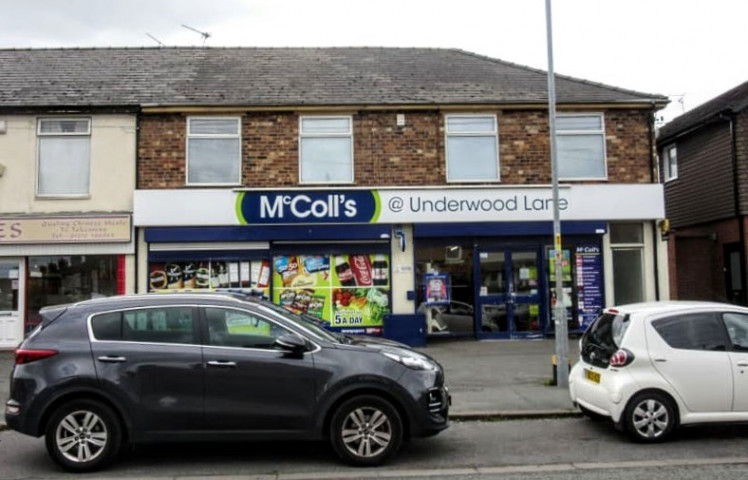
[137,109,655,188]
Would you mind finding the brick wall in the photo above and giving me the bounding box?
[669,218,741,301]
[137,109,655,188]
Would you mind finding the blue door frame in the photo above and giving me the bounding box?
[473,245,547,340]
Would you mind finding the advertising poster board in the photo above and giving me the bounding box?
[148,260,270,297]
[272,254,390,335]
[575,244,604,330]
[548,249,574,329]
[423,273,450,305]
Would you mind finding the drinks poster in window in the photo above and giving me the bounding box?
[147,260,270,298]
[423,273,450,306]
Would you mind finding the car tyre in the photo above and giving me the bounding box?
[45,399,122,472]
[330,395,403,466]
[623,392,676,443]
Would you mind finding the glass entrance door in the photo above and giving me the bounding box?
[0,259,23,347]
[477,249,542,338]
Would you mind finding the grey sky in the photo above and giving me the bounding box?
[1,0,746,123]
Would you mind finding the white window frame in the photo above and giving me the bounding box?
[556,113,607,181]
[36,117,92,197]
[298,115,354,184]
[444,114,500,183]
[662,144,677,181]
[186,116,242,186]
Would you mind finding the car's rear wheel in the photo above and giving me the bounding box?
[330,395,403,466]
[623,392,676,443]
[45,399,122,472]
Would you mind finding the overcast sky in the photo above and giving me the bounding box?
[1,0,746,123]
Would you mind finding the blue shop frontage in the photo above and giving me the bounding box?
[133,185,667,343]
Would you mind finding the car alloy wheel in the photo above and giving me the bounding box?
[45,400,122,472]
[624,392,675,442]
[330,395,403,466]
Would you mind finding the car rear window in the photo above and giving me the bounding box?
[91,307,197,344]
[581,312,630,368]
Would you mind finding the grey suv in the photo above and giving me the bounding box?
[5,293,449,472]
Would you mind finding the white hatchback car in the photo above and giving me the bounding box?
[569,301,748,442]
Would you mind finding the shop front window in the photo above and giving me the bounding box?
[416,244,475,335]
[148,259,271,297]
[272,253,390,335]
[27,255,119,330]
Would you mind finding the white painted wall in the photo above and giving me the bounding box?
[0,114,136,213]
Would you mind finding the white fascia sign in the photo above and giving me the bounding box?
[133,184,664,226]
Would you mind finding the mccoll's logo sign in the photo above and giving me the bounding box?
[236,191,380,224]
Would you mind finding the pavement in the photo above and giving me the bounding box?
[0,337,580,430]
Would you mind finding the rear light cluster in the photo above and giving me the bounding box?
[15,349,58,365]
[609,348,634,367]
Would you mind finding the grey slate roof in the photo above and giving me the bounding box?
[0,47,667,109]
[658,80,748,142]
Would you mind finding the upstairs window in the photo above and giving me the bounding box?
[299,116,353,183]
[445,115,499,182]
[662,144,677,181]
[187,117,241,185]
[557,114,607,180]
[37,118,91,196]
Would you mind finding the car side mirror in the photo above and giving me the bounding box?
[274,333,308,353]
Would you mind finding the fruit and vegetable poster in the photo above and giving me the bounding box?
[272,254,390,335]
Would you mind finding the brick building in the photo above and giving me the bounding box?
[657,80,748,306]
[0,47,668,345]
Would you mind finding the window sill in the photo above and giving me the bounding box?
[184,183,243,188]
[445,178,501,184]
[299,181,356,186]
[35,194,91,200]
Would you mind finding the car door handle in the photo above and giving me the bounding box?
[653,357,667,363]
[206,360,237,368]
[97,356,127,363]
[737,361,748,367]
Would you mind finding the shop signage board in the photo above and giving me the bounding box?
[134,185,664,226]
[0,215,131,244]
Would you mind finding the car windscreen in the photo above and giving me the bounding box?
[581,312,630,368]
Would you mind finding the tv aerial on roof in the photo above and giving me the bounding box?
[146,33,165,47]
[181,24,211,46]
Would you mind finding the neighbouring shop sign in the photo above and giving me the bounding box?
[0,215,131,244]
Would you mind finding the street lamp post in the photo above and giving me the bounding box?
[545,0,569,389]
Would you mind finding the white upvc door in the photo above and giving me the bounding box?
[0,258,24,348]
